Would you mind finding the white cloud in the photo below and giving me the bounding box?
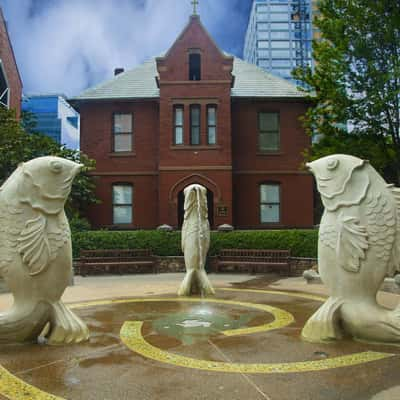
[1,0,249,96]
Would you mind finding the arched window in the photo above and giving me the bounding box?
[112,184,133,224]
[260,183,280,223]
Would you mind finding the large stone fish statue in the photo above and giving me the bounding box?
[178,184,215,297]
[302,154,400,344]
[0,156,89,344]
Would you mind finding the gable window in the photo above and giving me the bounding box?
[113,184,133,224]
[113,113,132,152]
[207,105,217,145]
[259,112,280,152]
[174,105,184,145]
[189,53,201,81]
[190,105,201,145]
[260,183,280,223]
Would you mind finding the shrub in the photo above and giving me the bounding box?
[72,229,318,258]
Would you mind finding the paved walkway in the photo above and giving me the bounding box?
[0,273,255,310]
[2,273,400,309]
[1,274,400,400]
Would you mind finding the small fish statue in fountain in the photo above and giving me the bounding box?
[0,156,89,345]
[303,154,400,344]
[178,184,215,297]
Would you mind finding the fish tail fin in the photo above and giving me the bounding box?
[0,301,51,343]
[302,297,344,343]
[196,269,215,296]
[178,269,215,297]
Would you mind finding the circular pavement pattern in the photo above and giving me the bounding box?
[0,288,399,400]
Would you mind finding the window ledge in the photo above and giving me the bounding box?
[257,152,284,156]
[260,223,284,227]
[109,152,136,158]
[170,145,221,150]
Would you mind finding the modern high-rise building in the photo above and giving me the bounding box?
[21,94,80,150]
[244,0,314,83]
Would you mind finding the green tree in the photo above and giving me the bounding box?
[294,0,400,183]
[0,105,97,228]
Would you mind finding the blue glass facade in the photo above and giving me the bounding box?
[244,0,314,83]
[21,95,80,149]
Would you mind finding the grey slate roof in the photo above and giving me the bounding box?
[231,58,305,98]
[72,57,306,101]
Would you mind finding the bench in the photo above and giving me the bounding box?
[215,249,291,276]
[75,249,157,276]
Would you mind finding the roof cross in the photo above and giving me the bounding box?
[191,0,199,15]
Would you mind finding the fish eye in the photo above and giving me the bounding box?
[327,159,339,171]
[49,160,63,174]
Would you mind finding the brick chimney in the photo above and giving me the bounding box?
[114,68,124,76]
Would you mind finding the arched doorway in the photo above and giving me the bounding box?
[178,187,214,228]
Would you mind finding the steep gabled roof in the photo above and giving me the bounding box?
[72,57,307,102]
[160,15,230,62]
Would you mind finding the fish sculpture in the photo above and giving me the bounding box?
[178,184,215,297]
[302,154,400,344]
[0,156,89,344]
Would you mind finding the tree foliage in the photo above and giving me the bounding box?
[294,0,400,183]
[0,105,98,226]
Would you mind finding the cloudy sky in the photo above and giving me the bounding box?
[1,0,253,97]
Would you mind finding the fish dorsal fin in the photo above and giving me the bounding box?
[337,215,368,273]
[17,214,51,276]
[388,185,400,274]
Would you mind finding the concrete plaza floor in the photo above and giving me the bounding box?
[0,273,400,400]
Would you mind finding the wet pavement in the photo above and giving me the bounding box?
[0,275,400,400]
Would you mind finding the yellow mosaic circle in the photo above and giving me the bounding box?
[0,289,394,400]
[120,321,392,374]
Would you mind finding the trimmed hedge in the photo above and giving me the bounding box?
[72,229,318,258]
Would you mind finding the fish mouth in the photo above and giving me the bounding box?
[318,176,333,182]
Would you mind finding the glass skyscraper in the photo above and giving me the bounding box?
[21,94,80,150]
[244,0,314,83]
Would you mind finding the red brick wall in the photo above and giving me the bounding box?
[0,9,22,119]
[233,173,314,228]
[80,100,160,229]
[232,99,314,228]
[232,100,310,171]
[80,100,159,173]
[87,175,158,229]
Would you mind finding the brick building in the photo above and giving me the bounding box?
[72,15,313,230]
[0,8,22,118]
